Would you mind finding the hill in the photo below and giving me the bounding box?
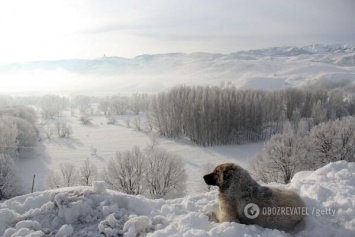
[0,44,354,94]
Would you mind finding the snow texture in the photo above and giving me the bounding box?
[0,161,354,237]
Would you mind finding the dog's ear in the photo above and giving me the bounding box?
[222,167,233,181]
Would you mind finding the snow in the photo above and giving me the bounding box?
[0,44,354,94]
[1,161,354,237]
[16,115,263,195]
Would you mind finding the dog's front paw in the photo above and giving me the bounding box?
[205,211,219,223]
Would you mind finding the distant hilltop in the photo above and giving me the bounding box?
[0,43,354,94]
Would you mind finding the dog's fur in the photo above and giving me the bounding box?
[203,163,305,231]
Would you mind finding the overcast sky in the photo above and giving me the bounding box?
[0,0,354,65]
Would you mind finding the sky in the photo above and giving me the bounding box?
[0,0,354,65]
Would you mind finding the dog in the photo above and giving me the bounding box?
[203,163,305,231]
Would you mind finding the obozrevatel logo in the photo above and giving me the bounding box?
[244,203,260,219]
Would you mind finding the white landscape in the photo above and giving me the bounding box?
[0,44,354,236]
[1,1,355,236]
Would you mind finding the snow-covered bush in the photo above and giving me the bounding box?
[79,113,92,125]
[0,153,21,199]
[54,121,73,138]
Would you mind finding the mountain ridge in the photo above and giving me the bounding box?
[0,43,354,94]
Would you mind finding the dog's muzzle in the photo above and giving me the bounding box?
[204,173,217,186]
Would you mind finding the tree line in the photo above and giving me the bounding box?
[149,85,355,146]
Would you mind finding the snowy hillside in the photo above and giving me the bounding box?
[1,161,354,237]
[1,44,354,94]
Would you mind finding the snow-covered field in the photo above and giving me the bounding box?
[1,161,354,237]
[16,114,263,194]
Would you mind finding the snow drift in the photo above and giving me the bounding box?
[0,161,354,237]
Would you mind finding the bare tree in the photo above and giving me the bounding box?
[41,95,68,119]
[46,163,78,189]
[145,148,187,199]
[73,95,92,115]
[46,170,62,189]
[102,146,145,195]
[79,158,98,186]
[129,93,149,115]
[60,163,78,187]
[98,97,111,116]
[133,117,142,131]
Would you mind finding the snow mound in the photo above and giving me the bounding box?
[1,161,354,237]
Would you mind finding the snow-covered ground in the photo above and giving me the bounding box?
[1,161,354,237]
[16,114,263,194]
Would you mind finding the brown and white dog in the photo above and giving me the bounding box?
[203,163,305,231]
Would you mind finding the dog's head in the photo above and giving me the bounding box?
[203,163,238,190]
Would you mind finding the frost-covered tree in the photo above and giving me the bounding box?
[8,116,37,149]
[102,146,145,195]
[55,121,73,138]
[109,95,129,115]
[311,100,327,125]
[60,163,78,187]
[145,148,187,199]
[98,97,111,116]
[250,122,310,184]
[73,95,92,115]
[79,158,98,186]
[46,170,62,189]
[0,117,18,156]
[310,116,355,164]
[79,113,92,125]
[46,163,78,189]
[0,154,21,199]
[133,117,142,131]
[129,93,149,115]
[40,95,68,119]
